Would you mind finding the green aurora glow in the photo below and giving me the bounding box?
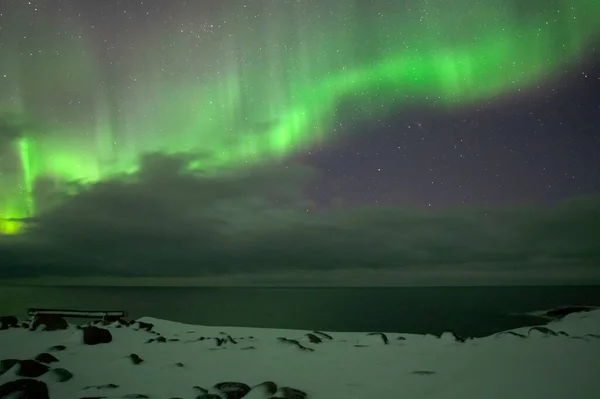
[0,0,599,234]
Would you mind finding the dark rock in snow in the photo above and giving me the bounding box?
[0,378,50,399]
[0,359,19,375]
[495,331,527,338]
[34,352,59,364]
[134,321,154,331]
[438,331,468,343]
[147,336,167,343]
[21,322,29,329]
[312,330,332,340]
[16,360,50,378]
[129,354,144,365]
[51,367,74,382]
[31,314,68,331]
[412,370,437,375]
[83,383,119,390]
[277,337,314,352]
[214,381,250,399]
[0,315,18,330]
[83,326,113,345]
[305,333,322,344]
[366,332,389,344]
[528,326,558,336]
[226,335,237,344]
[48,344,67,352]
[122,394,149,398]
[116,318,130,326]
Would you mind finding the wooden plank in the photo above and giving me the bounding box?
[28,308,127,319]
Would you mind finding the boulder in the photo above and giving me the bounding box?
[0,315,18,330]
[82,326,113,345]
[0,378,49,399]
[214,381,250,399]
[51,367,74,382]
[0,359,19,376]
[134,321,154,331]
[16,360,50,378]
[34,352,59,364]
[31,314,68,331]
[128,354,144,365]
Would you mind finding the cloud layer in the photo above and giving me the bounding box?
[1,153,599,281]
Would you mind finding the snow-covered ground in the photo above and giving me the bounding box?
[1,307,599,399]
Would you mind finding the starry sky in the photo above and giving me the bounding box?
[0,0,599,285]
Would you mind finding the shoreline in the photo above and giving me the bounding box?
[1,306,600,398]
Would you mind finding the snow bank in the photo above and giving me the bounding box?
[1,307,599,398]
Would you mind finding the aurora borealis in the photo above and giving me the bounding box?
[0,0,599,237]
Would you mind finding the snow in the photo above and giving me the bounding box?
[1,308,600,398]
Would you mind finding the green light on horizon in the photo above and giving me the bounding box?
[0,0,599,234]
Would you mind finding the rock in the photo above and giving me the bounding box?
[312,330,332,340]
[129,353,144,365]
[214,381,250,399]
[16,360,50,378]
[0,315,18,330]
[277,337,314,352]
[21,322,30,329]
[305,333,322,344]
[279,387,307,399]
[48,344,67,352]
[83,383,119,390]
[0,378,50,399]
[494,331,527,339]
[122,395,149,398]
[439,331,467,343]
[411,370,436,375]
[134,321,154,331]
[366,332,389,344]
[226,335,237,344]
[528,326,558,337]
[248,381,277,397]
[31,314,69,331]
[34,352,59,364]
[50,367,74,382]
[83,326,113,345]
[196,395,222,399]
[116,318,130,326]
[0,359,19,375]
[174,362,184,367]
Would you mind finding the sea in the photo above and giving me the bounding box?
[1,285,599,338]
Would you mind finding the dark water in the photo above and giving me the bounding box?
[1,285,599,337]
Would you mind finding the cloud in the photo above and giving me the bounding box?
[1,152,599,281]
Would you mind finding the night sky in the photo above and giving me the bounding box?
[0,0,599,285]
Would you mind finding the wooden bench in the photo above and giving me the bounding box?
[28,308,127,322]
